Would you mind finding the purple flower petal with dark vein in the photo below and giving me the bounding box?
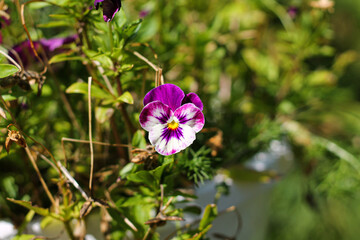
[144,84,185,111]
[139,101,204,156]
[181,93,204,111]
[94,0,121,22]
[174,103,204,132]
[140,101,172,131]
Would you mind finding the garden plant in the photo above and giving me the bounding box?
[1,0,360,239]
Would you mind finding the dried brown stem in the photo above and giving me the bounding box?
[24,145,56,207]
[88,77,95,195]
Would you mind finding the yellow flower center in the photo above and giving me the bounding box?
[167,120,179,130]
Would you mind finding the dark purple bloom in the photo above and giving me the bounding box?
[9,35,77,67]
[94,0,121,22]
[139,84,205,156]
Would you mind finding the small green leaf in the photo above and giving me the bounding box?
[66,82,113,100]
[12,234,39,240]
[127,170,155,186]
[95,106,114,124]
[17,210,35,235]
[199,204,217,231]
[117,91,134,104]
[150,160,173,183]
[119,163,136,179]
[49,53,84,64]
[7,198,49,216]
[37,21,73,28]
[0,64,19,78]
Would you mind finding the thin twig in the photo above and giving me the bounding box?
[38,153,89,201]
[61,137,130,167]
[62,137,129,147]
[93,61,116,95]
[88,77,94,195]
[103,190,138,232]
[24,145,56,207]
[20,0,47,75]
[131,51,164,87]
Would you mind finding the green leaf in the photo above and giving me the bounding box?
[119,163,136,179]
[3,176,18,198]
[7,198,49,217]
[91,54,113,69]
[95,106,115,124]
[127,170,155,186]
[199,204,217,231]
[37,21,73,28]
[132,130,146,149]
[116,91,134,104]
[12,234,40,240]
[17,210,35,235]
[192,224,213,240]
[66,82,113,100]
[49,53,84,64]
[0,64,19,78]
[150,161,172,183]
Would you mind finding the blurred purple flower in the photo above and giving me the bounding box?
[139,10,149,18]
[287,6,298,19]
[94,0,121,22]
[9,35,77,67]
[139,84,205,156]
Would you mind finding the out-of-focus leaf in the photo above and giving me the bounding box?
[6,198,50,217]
[199,204,217,231]
[119,163,135,179]
[17,210,35,235]
[66,82,113,100]
[95,106,114,124]
[3,176,18,198]
[12,235,40,240]
[37,21,73,28]
[49,53,84,64]
[127,170,155,185]
[116,91,134,104]
[306,70,336,86]
[0,64,19,78]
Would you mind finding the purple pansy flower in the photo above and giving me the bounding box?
[94,0,121,22]
[139,84,205,156]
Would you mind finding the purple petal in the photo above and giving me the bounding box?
[149,124,196,156]
[9,41,42,68]
[102,0,121,22]
[181,92,203,111]
[39,35,77,52]
[139,101,172,132]
[174,103,205,133]
[144,84,185,111]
